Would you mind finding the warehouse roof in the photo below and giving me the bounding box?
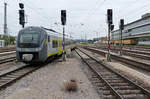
[112,13,150,33]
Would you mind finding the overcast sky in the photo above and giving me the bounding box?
[0,0,150,39]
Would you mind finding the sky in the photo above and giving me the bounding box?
[0,0,150,39]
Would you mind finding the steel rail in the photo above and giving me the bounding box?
[0,51,16,56]
[92,46,150,60]
[76,48,150,98]
[0,55,59,91]
[0,64,40,90]
[75,49,123,99]
[0,56,16,64]
[96,46,150,56]
[86,47,150,71]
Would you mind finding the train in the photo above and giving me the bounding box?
[16,26,75,63]
[111,39,136,45]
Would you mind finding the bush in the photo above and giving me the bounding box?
[0,35,16,46]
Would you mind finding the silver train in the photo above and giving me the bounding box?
[16,26,75,63]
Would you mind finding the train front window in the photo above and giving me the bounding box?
[20,33,39,44]
[18,33,40,48]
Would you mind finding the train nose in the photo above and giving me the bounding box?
[22,54,33,62]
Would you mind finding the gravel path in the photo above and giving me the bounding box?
[2,52,100,99]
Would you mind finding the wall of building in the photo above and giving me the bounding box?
[124,17,150,30]
[111,16,150,44]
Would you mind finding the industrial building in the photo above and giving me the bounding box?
[111,13,150,45]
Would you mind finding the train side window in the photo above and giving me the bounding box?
[56,41,58,47]
[48,36,50,42]
[52,40,55,48]
[52,40,58,48]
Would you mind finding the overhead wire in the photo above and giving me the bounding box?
[6,0,150,39]
[23,3,50,22]
[22,0,64,34]
[84,0,150,34]
[13,0,56,27]
[119,2,150,18]
[19,0,106,39]
[79,0,107,38]
[82,0,150,38]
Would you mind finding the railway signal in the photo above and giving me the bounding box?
[107,9,113,24]
[61,10,67,61]
[106,9,113,62]
[119,19,124,56]
[120,19,124,30]
[19,3,25,28]
[19,3,24,9]
[61,10,66,25]
[110,24,114,31]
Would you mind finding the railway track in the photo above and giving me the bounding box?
[0,51,16,56]
[0,46,15,53]
[94,47,150,60]
[122,51,150,60]
[96,45,150,52]
[75,48,150,99]
[0,56,16,64]
[86,47,150,71]
[0,65,40,90]
[101,46,150,55]
[0,51,16,64]
[123,49,150,56]
[0,55,59,91]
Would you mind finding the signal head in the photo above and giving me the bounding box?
[61,10,66,25]
[19,3,24,9]
[120,19,124,30]
[107,9,113,24]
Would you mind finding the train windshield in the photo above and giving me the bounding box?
[18,32,40,48]
[20,33,39,43]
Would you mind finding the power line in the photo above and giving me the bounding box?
[19,0,106,39]
[23,3,49,21]
[23,0,55,21]
[15,0,55,25]
[80,0,106,23]
[79,0,107,36]
[119,2,150,18]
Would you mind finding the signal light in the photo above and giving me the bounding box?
[19,3,24,9]
[19,3,25,27]
[19,9,25,26]
[120,19,124,30]
[107,9,113,24]
[110,24,114,31]
[61,10,66,25]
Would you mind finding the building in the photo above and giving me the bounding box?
[111,13,150,45]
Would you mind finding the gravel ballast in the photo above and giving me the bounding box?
[4,55,100,99]
[80,48,150,90]
[107,62,150,89]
